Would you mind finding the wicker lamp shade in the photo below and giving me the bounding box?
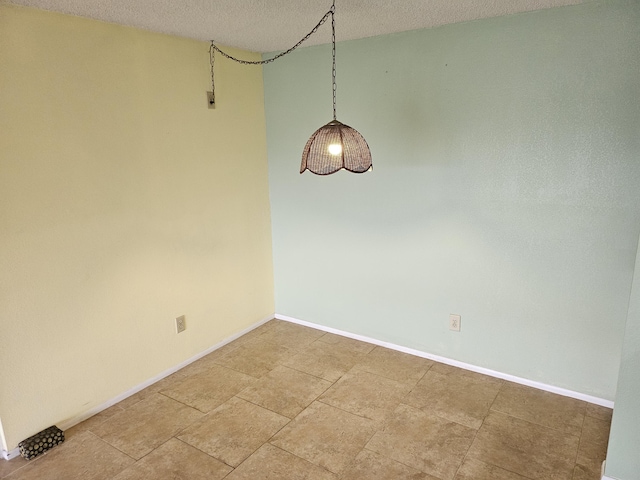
[300,120,372,175]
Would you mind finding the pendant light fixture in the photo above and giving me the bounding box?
[300,1,372,175]
[209,1,372,175]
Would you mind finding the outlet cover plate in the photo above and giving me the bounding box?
[449,314,461,332]
[176,315,186,334]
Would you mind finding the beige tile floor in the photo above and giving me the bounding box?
[0,320,612,480]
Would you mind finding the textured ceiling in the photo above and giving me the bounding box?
[7,0,585,53]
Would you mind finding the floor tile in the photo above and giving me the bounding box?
[365,403,476,480]
[352,346,433,386]
[572,463,602,480]
[160,364,254,413]
[454,458,530,480]
[111,437,231,480]
[236,320,279,342]
[224,444,338,480]
[315,333,376,354]
[404,365,502,429]
[212,340,296,378]
[237,365,332,418]
[581,415,610,449]
[283,341,369,383]
[176,343,240,377]
[0,456,28,478]
[585,403,613,423]
[576,416,610,473]
[4,431,133,480]
[117,372,187,409]
[91,393,203,460]
[318,370,411,423]
[64,404,125,440]
[491,382,586,437]
[178,397,289,467]
[341,449,436,480]
[257,321,326,351]
[270,401,377,475]
[466,411,579,480]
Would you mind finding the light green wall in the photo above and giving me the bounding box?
[0,5,274,450]
[264,0,640,400]
[606,237,640,479]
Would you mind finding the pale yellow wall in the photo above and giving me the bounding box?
[0,4,274,450]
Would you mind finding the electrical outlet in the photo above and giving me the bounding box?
[175,315,186,334]
[449,314,461,332]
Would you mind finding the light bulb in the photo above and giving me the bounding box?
[327,143,343,156]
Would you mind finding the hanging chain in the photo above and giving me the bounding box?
[210,7,333,66]
[209,2,337,113]
[209,43,216,105]
[331,0,336,120]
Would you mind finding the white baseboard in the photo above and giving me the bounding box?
[55,314,274,433]
[275,314,614,409]
[1,447,20,461]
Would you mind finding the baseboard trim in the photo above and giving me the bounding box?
[1,447,20,461]
[55,314,274,433]
[275,314,614,408]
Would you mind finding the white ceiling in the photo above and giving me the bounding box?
[7,0,585,53]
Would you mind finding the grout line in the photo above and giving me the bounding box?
[267,443,336,476]
[361,443,427,476]
[486,381,506,415]
[173,436,208,454]
[233,395,293,423]
[85,431,137,462]
[453,381,504,478]
[452,422,481,478]
[486,409,583,441]
[487,405,583,441]
[313,398,379,424]
[271,361,340,383]
[573,403,588,468]
[174,436,236,470]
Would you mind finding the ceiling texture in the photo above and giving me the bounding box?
[6,0,585,53]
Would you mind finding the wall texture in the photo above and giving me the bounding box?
[606,236,640,479]
[264,0,640,400]
[0,5,274,450]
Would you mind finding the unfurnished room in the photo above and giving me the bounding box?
[0,0,639,479]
